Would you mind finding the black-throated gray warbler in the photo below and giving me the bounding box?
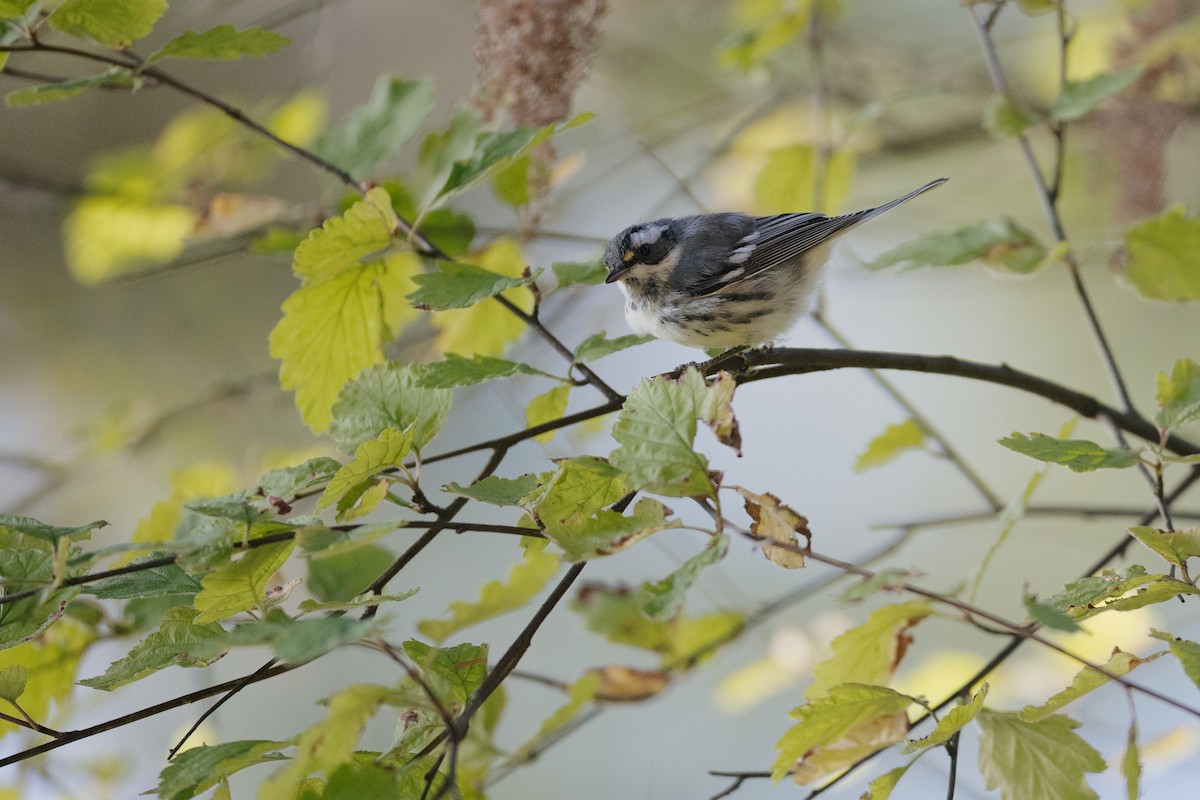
[603,177,947,348]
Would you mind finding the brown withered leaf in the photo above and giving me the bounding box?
[698,371,743,456]
[736,487,811,569]
[589,665,671,702]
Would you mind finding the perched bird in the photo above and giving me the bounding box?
[603,178,947,348]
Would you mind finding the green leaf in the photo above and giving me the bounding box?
[552,259,607,289]
[1150,629,1200,690]
[225,608,377,665]
[512,672,601,760]
[0,664,27,702]
[316,77,435,176]
[5,69,130,108]
[316,426,414,513]
[640,534,728,620]
[863,762,916,800]
[1155,358,1200,430]
[1024,591,1083,631]
[839,568,919,603]
[149,25,289,61]
[417,538,560,641]
[85,556,201,599]
[431,114,593,207]
[192,541,296,624]
[318,763,401,800]
[574,332,654,363]
[79,607,226,690]
[1127,525,1200,568]
[977,710,1105,800]
[491,153,533,207]
[855,419,925,472]
[49,0,166,47]
[525,384,571,442]
[984,93,1032,139]
[0,514,105,545]
[444,473,544,507]
[1015,0,1058,14]
[306,543,395,603]
[905,684,988,753]
[536,456,630,534]
[402,640,488,706]
[1121,206,1200,301]
[408,260,534,310]
[772,684,913,782]
[0,547,81,649]
[297,589,417,613]
[807,600,934,700]
[259,684,393,800]
[1020,649,1163,722]
[545,497,681,562]
[1123,722,1140,800]
[1036,566,1147,618]
[999,432,1140,472]
[416,353,559,388]
[255,457,343,505]
[270,190,421,432]
[667,610,744,668]
[1052,67,1144,122]
[610,369,714,497]
[156,739,288,800]
[0,1,35,19]
[870,217,1047,275]
[571,584,671,653]
[329,362,452,453]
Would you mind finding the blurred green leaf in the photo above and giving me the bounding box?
[1019,650,1162,722]
[983,93,1032,139]
[408,261,534,310]
[255,458,343,505]
[418,538,560,641]
[807,600,933,700]
[0,1,36,18]
[79,607,226,690]
[329,362,452,454]
[1121,205,1200,301]
[1051,67,1143,122]
[536,456,629,535]
[1149,629,1200,690]
[525,384,571,443]
[85,557,201,599]
[5,68,131,108]
[297,589,417,613]
[1015,0,1058,14]
[149,25,290,61]
[49,0,166,47]
[512,672,601,760]
[552,259,607,289]
[999,432,1140,472]
[492,153,533,207]
[306,543,395,603]
[855,419,925,472]
[1024,591,1082,632]
[444,474,544,506]
[977,710,1105,800]
[870,217,1046,274]
[575,332,653,363]
[863,763,916,800]
[416,353,559,388]
[155,739,288,800]
[0,514,105,545]
[640,534,728,620]
[754,144,853,215]
[1155,358,1200,429]
[226,608,377,665]
[316,77,434,176]
[1123,723,1140,800]
[0,664,27,702]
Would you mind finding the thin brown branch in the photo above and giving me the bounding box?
[166,657,279,759]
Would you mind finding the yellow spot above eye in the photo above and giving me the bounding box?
[623,250,634,262]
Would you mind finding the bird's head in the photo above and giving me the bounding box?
[603,220,679,285]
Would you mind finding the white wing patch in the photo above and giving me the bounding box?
[717,267,745,283]
[728,243,756,264]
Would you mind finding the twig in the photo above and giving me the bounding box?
[166,657,279,759]
[708,770,771,800]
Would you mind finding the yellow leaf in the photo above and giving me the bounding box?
[735,487,810,568]
[525,384,570,442]
[268,90,327,149]
[63,197,196,283]
[0,620,93,739]
[127,462,237,562]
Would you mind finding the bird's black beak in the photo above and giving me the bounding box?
[605,265,631,284]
